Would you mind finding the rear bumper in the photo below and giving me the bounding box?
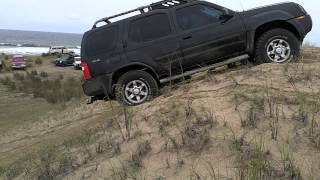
[82,74,113,97]
[74,63,82,68]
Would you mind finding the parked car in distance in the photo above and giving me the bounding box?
[49,46,70,55]
[55,54,75,67]
[73,56,82,70]
[11,55,27,70]
[81,0,312,106]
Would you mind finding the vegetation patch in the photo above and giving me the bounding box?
[0,122,121,180]
[0,71,84,104]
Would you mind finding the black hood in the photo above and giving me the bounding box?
[240,2,304,18]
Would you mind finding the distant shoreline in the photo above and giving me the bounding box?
[0,28,82,36]
[0,43,80,49]
[0,46,81,56]
[0,29,82,48]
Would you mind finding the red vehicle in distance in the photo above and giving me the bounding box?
[11,55,27,70]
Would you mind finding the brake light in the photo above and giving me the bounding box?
[81,62,92,80]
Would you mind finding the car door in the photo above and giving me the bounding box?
[173,2,247,69]
[67,56,74,65]
[124,11,183,78]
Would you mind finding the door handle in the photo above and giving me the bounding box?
[182,36,192,40]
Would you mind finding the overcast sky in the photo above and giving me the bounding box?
[0,0,319,44]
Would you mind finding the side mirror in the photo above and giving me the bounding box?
[219,7,233,23]
[219,14,233,23]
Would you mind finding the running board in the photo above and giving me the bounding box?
[160,54,249,84]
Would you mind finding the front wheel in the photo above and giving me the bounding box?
[115,70,159,106]
[254,28,301,64]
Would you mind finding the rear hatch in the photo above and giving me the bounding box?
[81,24,120,80]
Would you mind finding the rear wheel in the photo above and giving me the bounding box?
[115,70,159,106]
[254,28,300,64]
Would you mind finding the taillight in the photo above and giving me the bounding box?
[81,62,92,80]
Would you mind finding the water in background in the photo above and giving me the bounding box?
[0,29,82,55]
[0,29,82,47]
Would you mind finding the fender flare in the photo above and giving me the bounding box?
[245,10,302,54]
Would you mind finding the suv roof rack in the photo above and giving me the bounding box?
[92,0,195,29]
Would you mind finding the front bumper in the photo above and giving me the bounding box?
[11,65,26,69]
[82,73,113,97]
[56,61,71,66]
[288,14,313,40]
[304,14,313,34]
[55,61,64,66]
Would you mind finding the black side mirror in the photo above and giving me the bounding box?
[219,14,233,23]
[219,7,233,23]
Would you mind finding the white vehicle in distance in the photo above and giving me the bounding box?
[49,46,70,55]
[73,56,82,70]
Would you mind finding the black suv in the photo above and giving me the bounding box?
[81,0,312,105]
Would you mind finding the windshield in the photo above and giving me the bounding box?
[61,55,70,60]
[12,58,24,62]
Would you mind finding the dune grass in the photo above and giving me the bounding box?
[0,70,84,104]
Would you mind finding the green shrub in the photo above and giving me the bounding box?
[129,141,152,170]
[40,71,49,78]
[33,145,73,180]
[237,144,270,180]
[30,70,38,76]
[2,77,17,90]
[0,76,11,85]
[1,163,23,180]
[2,60,11,72]
[0,73,83,104]
[35,57,43,65]
[13,73,25,81]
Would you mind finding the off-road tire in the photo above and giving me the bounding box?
[254,28,300,64]
[115,70,159,106]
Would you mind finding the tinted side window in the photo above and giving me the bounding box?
[176,5,224,30]
[85,26,118,56]
[129,13,172,42]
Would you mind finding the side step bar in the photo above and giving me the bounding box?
[160,54,249,84]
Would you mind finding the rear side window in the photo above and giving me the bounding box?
[176,4,224,30]
[85,26,118,56]
[129,13,172,42]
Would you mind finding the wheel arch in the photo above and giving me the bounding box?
[111,63,159,93]
[254,20,302,43]
[247,20,302,55]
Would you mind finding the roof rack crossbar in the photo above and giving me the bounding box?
[92,0,195,29]
[150,0,191,9]
[92,5,151,28]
